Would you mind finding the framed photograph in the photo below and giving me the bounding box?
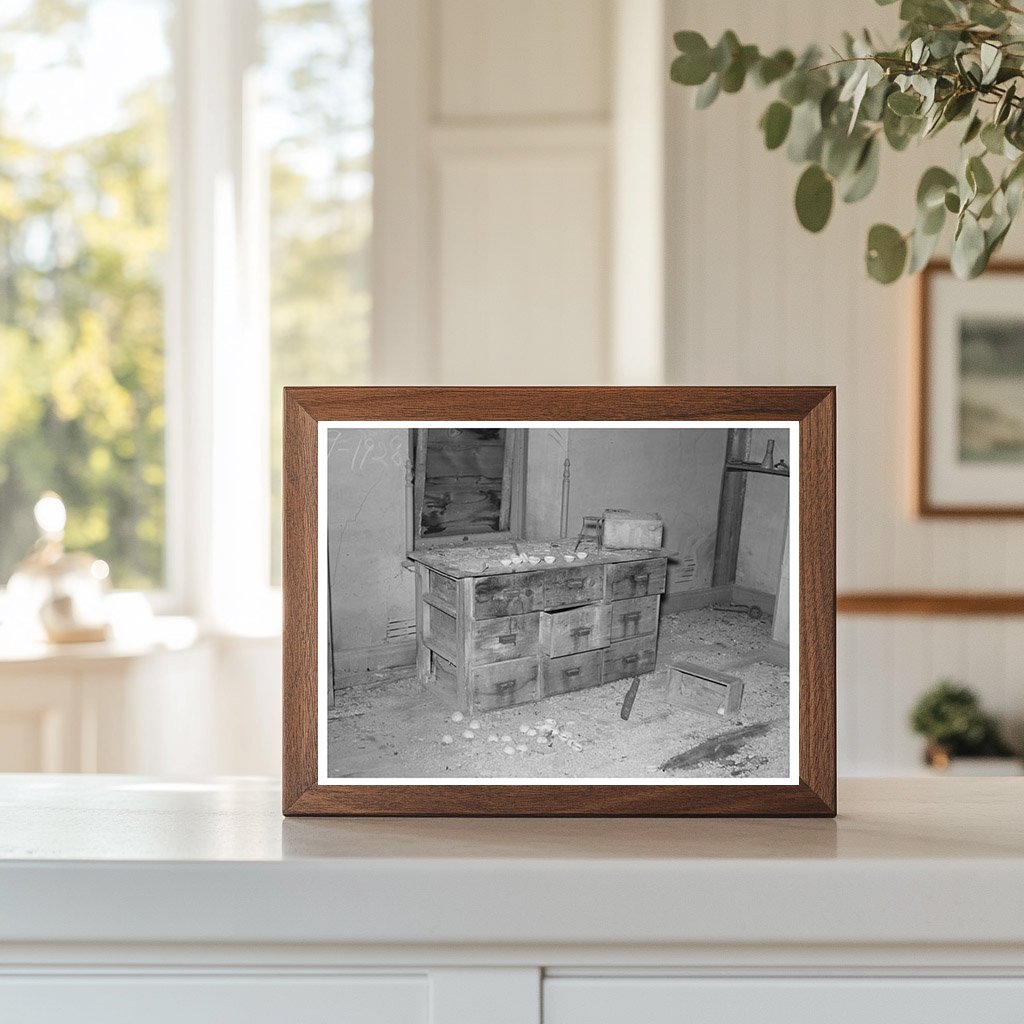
[283,387,835,816]
[918,261,1024,516]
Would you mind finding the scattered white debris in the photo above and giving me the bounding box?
[519,724,531,734]
[461,730,475,740]
[469,720,480,730]
[570,742,583,752]
[487,733,500,742]
[503,745,516,755]
[526,728,537,737]
[544,718,556,726]
[441,734,454,745]
[451,711,464,723]
[500,734,513,743]
[516,743,529,752]
[535,736,547,745]
[560,730,572,740]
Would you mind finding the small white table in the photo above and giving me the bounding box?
[1,776,1022,1023]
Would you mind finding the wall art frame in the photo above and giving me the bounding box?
[917,260,1024,518]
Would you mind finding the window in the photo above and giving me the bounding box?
[262,0,373,581]
[0,0,172,589]
[0,0,374,620]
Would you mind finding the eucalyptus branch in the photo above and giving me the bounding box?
[670,0,1024,283]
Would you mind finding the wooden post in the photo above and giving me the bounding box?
[712,428,751,587]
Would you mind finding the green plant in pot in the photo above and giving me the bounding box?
[909,680,1015,768]
[670,0,1024,283]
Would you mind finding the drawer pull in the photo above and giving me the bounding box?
[496,679,516,694]
[623,611,641,625]
[563,667,582,678]
[570,626,592,638]
[497,633,518,645]
[477,593,492,602]
[565,579,586,589]
[622,654,640,665]
[632,572,650,584]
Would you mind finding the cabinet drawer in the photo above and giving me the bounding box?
[603,636,657,682]
[606,558,667,600]
[473,572,542,619]
[471,657,540,711]
[471,614,539,665]
[426,568,458,609]
[542,565,605,609]
[608,595,660,641]
[540,649,604,697]
[539,605,609,657]
[423,603,457,662]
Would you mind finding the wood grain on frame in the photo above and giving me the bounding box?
[916,260,1024,518]
[282,387,836,817]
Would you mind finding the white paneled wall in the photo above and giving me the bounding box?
[665,0,1024,773]
[374,0,668,386]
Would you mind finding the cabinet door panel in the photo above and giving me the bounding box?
[1,975,427,1024]
[544,977,1024,1024]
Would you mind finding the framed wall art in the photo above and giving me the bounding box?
[282,387,836,816]
[918,261,1024,517]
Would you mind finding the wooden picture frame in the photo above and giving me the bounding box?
[917,260,1024,517]
[283,387,836,817]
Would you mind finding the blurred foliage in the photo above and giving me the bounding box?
[909,679,1015,756]
[0,0,372,591]
[0,0,169,588]
[671,0,1024,283]
[264,0,372,582]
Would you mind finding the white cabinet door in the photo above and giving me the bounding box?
[0,974,428,1024]
[544,977,1024,1024]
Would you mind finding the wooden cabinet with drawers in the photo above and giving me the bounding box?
[407,544,669,713]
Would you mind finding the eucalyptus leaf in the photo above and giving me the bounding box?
[760,101,793,150]
[962,115,983,145]
[795,164,834,232]
[866,223,908,283]
[917,166,957,210]
[694,73,721,109]
[842,137,881,203]
[951,212,986,278]
[981,121,1006,155]
[888,90,921,115]
[908,221,943,273]
[754,49,795,87]
[787,100,823,162]
[967,154,995,195]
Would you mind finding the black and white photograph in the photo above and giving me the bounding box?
[319,422,797,784]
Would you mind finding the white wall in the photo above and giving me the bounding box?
[665,0,1024,773]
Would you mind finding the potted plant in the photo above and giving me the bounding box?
[909,680,1020,772]
[670,0,1024,283]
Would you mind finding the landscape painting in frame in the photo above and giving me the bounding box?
[317,421,799,786]
[920,262,1024,515]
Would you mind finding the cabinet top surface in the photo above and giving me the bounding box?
[407,541,670,578]
[3,777,1023,946]
[1,776,1022,863]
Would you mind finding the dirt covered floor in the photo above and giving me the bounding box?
[327,607,790,780]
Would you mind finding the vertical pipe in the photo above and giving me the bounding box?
[560,457,571,538]
[405,456,415,553]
